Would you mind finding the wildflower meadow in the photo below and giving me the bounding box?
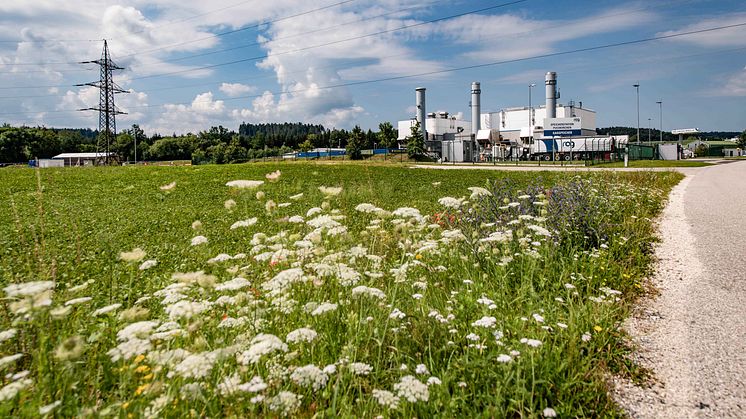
[0,164,682,417]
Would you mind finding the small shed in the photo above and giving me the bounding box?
[52,152,113,166]
[723,148,743,157]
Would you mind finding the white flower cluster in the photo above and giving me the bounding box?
[310,302,337,316]
[351,286,386,299]
[393,375,429,403]
[286,328,317,344]
[348,362,373,376]
[267,391,302,415]
[238,334,288,365]
[290,364,329,391]
[372,389,400,409]
[226,180,264,189]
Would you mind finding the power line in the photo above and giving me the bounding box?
[0,0,526,87]
[2,20,745,118]
[125,0,530,82]
[2,0,358,66]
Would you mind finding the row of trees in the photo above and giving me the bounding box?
[0,122,410,164]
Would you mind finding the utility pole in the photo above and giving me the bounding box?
[648,118,652,145]
[633,83,640,143]
[134,127,137,164]
[528,83,535,144]
[77,40,128,165]
[656,101,663,143]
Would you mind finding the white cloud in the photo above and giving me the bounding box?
[658,13,746,47]
[219,83,255,97]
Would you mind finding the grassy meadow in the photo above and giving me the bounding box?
[0,163,682,417]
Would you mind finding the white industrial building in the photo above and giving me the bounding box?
[396,72,627,162]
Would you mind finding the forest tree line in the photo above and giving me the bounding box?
[0,122,400,164]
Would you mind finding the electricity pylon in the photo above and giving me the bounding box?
[77,40,128,165]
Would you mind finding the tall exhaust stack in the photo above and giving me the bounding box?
[416,87,426,143]
[545,71,557,119]
[471,82,481,136]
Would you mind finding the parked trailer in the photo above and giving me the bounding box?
[529,136,627,161]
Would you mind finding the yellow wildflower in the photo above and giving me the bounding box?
[134,365,150,374]
[593,325,602,332]
[134,354,146,364]
[135,383,150,396]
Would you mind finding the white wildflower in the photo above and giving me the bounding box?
[191,220,202,230]
[415,364,429,375]
[290,364,328,391]
[64,296,92,306]
[138,259,157,270]
[543,407,557,417]
[0,329,17,343]
[466,333,480,341]
[497,354,512,363]
[268,391,302,415]
[215,277,251,291]
[92,303,122,316]
[191,235,208,246]
[318,186,343,196]
[311,302,338,316]
[286,328,317,344]
[557,322,568,329]
[372,389,399,409]
[438,197,464,209]
[351,286,386,299]
[288,215,304,223]
[289,193,304,200]
[394,375,429,402]
[119,249,145,263]
[159,181,176,191]
[165,300,209,320]
[582,333,592,342]
[226,180,264,189]
[527,225,552,237]
[107,338,151,362]
[0,378,32,401]
[532,313,545,323]
[471,316,497,328]
[427,376,442,386]
[389,308,406,320]
[468,186,492,199]
[117,321,159,341]
[172,353,215,379]
[39,400,61,415]
[230,218,258,230]
[240,376,268,393]
[238,334,288,364]
[348,362,373,376]
[0,354,23,368]
[520,338,543,347]
[224,199,236,210]
[265,170,281,182]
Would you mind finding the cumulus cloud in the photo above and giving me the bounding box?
[219,83,255,97]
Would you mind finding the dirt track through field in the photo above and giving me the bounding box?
[613,161,746,417]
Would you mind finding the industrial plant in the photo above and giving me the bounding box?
[397,71,629,162]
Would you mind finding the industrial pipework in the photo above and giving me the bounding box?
[415,87,427,143]
[545,71,557,119]
[471,82,481,136]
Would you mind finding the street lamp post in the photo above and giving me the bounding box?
[528,83,536,144]
[647,118,652,145]
[633,83,640,143]
[656,100,663,143]
[133,129,137,164]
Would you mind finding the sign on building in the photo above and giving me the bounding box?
[543,117,581,137]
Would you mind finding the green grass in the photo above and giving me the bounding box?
[591,160,712,168]
[0,163,682,417]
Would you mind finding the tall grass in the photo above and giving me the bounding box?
[0,164,681,417]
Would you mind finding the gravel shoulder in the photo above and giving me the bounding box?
[612,161,746,418]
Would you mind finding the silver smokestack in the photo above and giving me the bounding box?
[545,71,557,119]
[471,82,481,136]
[416,87,426,143]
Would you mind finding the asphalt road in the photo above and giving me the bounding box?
[615,160,746,417]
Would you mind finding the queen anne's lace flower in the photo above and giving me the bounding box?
[393,375,429,402]
[290,364,328,391]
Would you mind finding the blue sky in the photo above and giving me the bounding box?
[0,0,744,135]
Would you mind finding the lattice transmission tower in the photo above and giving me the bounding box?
[77,40,128,165]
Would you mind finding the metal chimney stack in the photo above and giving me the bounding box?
[471,82,481,136]
[545,71,557,119]
[416,87,426,143]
